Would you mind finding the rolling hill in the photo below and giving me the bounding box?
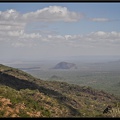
[0,64,120,117]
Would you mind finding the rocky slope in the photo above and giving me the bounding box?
[0,64,120,117]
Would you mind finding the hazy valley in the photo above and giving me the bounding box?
[5,56,120,97]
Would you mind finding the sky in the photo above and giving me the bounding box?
[0,2,120,62]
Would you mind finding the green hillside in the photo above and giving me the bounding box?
[0,64,120,117]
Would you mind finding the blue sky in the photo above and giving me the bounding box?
[0,2,120,61]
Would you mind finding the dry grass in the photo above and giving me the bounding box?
[110,103,120,117]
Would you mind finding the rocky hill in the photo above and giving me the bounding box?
[0,64,120,117]
[53,62,77,69]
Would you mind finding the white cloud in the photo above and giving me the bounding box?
[20,32,42,39]
[0,6,82,41]
[0,9,25,26]
[8,30,24,37]
[0,9,19,21]
[93,31,106,36]
[23,6,83,22]
[11,42,25,47]
[65,35,72,40]
[0,25,120,48]
[90,18,110,22]
[0,6,83,43]
[88,31,120,39]
[0,7,82,24]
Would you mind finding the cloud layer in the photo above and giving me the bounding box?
[0,6,82,25]
[0,6,120,60]
[0,6,83,43]
[1,30,120,48]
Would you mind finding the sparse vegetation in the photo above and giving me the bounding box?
[103,103,120,117]
[0,64,120,117]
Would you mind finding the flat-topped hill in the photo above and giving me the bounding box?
[53,62,77,69]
